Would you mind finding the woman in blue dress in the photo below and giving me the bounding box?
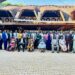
[46,32,52,50]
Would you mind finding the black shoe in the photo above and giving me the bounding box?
[52,51,54,53]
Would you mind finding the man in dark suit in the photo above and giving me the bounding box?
[65,31,73,52]
[69,31,73,52]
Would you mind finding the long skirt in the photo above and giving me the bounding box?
[59,40,67,52]
[46,40,51,50]
[34,39,39,49]
[38,41,46,49]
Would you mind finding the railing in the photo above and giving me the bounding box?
[0,17,75,25]
[0,17,69,24]
[0,17,14,23]
[14,18,75,25]
[19,17,37,20]
[0,17,37,25]
[41,17,63,21]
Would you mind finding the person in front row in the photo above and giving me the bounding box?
[59,35,67,52]
[46,32,51,50]
[17,30,25,52]
[7,36,16,51]
[51,32,59,53]
[73,32,75,53]
[65,31,73,52]
[27,36,34,52]
[38,37,46,52]
[2,30,8,50]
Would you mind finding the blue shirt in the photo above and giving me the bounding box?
[2,32,8,41]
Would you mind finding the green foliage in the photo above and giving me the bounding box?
[0,1,25,6]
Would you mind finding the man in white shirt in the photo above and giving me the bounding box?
[13,30,18,40]
[51,32,59,53]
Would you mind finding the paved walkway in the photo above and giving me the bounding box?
[0,50,75,75]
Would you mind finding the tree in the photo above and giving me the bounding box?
[1,1,12,6]
[0,1,25,6]
[0,0,6,3]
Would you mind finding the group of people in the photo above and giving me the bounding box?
[0,29,75,53]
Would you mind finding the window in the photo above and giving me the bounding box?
[19,9,36,20]
[41,10,62,21]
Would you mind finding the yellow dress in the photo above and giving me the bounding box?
[18,33,22,39]
[27,39,34,49]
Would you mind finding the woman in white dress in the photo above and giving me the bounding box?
[59,35,67,52]
[38,34,46,52]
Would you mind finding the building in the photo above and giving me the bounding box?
[0,5,75,30]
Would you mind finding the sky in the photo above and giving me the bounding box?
[7,0,75,5]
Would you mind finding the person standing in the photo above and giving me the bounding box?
[65,32,70,52]
[31,32,36,50]
[65,31,73,52]
[7,30,10,44]
[59,35,67,52]
[13,30,18,49]
[51,32,59,53]
[17,30,23,52]
[23,30,27,49]
[0,30,2,49]
[69,31,73,52]
[26,31,31,48]
[46,32,52,50]
[2,30,8,50]
[13,30,18,40]
[10,31,13,39]
[73,32,75,53]
[31,32,36,42]
[34,32,42,49]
